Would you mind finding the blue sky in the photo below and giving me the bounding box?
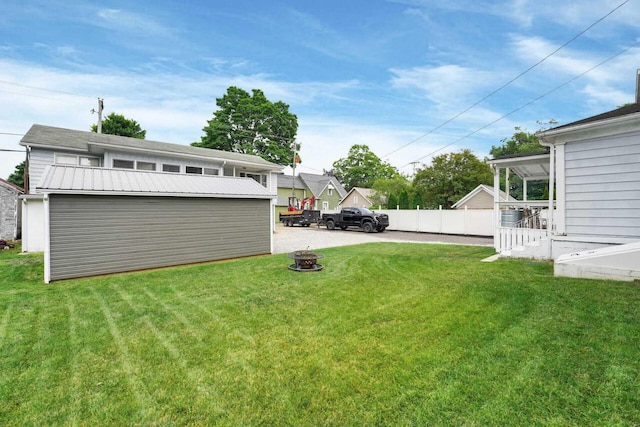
[1,0,639,181]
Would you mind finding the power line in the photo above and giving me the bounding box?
[384,0,631,160]
[0,132,25,136]
[401,39,640,168]
[0,78,93,99]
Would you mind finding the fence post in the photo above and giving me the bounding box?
[464,205,468,235]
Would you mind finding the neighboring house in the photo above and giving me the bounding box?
[276,172,346,215]
[488,76,640,281]
[452,184,517,210]
[19,124,283,282]
[0,178,24,240]
[339,187,375,209]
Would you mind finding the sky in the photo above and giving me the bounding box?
[1,0,640,182]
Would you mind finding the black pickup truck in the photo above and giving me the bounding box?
[321,207,389,233]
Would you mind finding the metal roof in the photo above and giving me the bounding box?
[20,124,284,171]
[36,165,276,199]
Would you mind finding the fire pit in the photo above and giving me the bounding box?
[288,250,324,272]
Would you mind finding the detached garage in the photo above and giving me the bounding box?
[38,165,275,282]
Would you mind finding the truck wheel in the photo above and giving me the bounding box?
[340,224,348,230]
[362,222,374,233]
[326,219,335,230]
[377,225,386,232]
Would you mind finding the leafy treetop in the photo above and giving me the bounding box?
[413,149,492,209]
[489,123,554,159]
[331,144,398,190]
[7,161,25,188]
[193,86,298,166]
[91,113,146,139]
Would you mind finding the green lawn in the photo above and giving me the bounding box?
[1,242,639,426]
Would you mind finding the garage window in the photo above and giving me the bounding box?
[163,164,180,173]
[55,153,101,167]
[136,161,156,171]
[113,159,135,169]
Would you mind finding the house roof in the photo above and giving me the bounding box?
[549,103,640,130]
[487,152,551,180]
[0,178,25,194]
[36,165,276,199]
[277,174,306,191]
[452,184,517,208]
[340,187,374,205]
[298,173,347,198]
[20,124,284,172]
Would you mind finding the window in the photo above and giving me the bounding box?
[55,153,101,167]
[162,164,180,173]
[186,166,203,174]
[240,172,267,187]
[328,188,333,196]
[203,168,219,175]
[79,157,100,167]
[55,154,77,165]
[354,196,359,204]
[113,159,135,169]
[136,161,156,171]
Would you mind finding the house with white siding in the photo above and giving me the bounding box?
[19,124,284,282]
[488,84,640,281]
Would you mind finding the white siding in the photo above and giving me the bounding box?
[564,132,640,239]
[27,149,55,192]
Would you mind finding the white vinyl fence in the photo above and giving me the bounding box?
[377,207,494,237]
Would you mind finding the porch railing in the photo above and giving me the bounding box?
[498,226,548,254]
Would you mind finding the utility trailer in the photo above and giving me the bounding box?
[279,195,320,227]
[279,209,321,227]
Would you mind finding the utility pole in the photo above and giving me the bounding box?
[91,98,104,133]
[410,161,419,176]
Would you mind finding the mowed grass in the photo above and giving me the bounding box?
[1,242,639,426]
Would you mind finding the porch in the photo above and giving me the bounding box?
[488,152,554,259]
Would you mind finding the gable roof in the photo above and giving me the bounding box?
[340,187,374,205]
[0,178,25,194]
[452,184,517,208]
[20,124,283,171]
[36,165,275,198]
[298,173,347,198]
[277,174,306,191]
[550,103,640,130]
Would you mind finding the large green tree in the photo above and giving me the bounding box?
[331,144,398,190]
[7,161,25,188]
[489,126,548,158]
[91,113,146,139]
[413,149,492,209]
[370,175,411,207]
[193,86,298,166]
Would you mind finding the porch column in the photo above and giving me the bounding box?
[547,145,555,258]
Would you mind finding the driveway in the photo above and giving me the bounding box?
[273,223,493,254]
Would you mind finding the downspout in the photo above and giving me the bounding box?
[43,194,51,283]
